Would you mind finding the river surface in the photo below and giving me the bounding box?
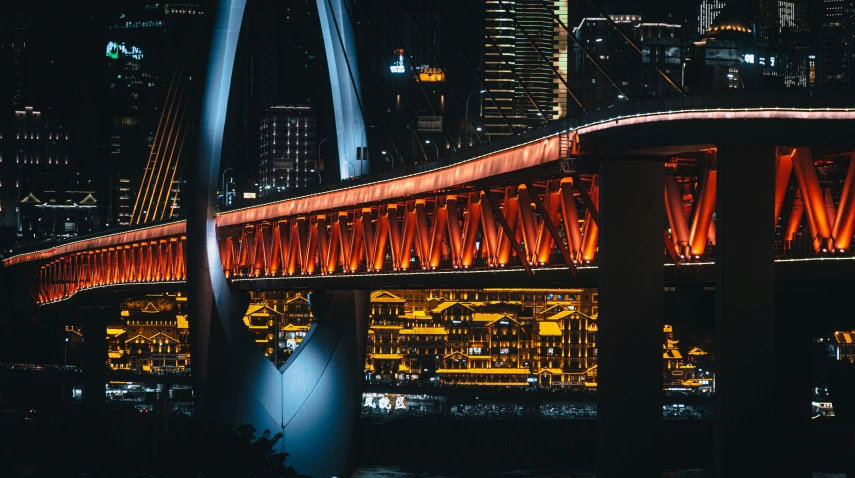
[352,468,845,478]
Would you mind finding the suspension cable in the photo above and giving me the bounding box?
[584,0,685,96]
[465,1,550,125]
[495,0,586,112]
[538,0,630,100]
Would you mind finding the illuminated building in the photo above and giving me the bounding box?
[4,106,99,239]
[366,291,409,377]
[698,0,727,38]
[533,308,597,388]
[104,3,205,228]
[243,303,284,358]
[572,16,682,108]
[832,330,855,363]
[243,293,313,367]
[0,14,31,116]
[240,289,699,389]
[482,0,571,137]
[258,105,320,196]
[105,299,190,373]
[689,7,756,93]
[819,0,855,88]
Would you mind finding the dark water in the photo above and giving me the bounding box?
[352,469,843,478]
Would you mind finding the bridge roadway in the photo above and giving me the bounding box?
[5,94,855,303]
[5,93,855,478]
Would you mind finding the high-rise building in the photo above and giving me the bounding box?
[103,3,205,227]
[3,106,98,239]
[689,9,757,93]
[258,105,320,196]
[0,14,32,114]
[482,0,570,137]
[778,0,811,88]
[573,16,683,108]
[698,0,727,38]
[818,0,855,88]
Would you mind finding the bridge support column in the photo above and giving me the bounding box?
[714,145,776,477]
[774,291,812,477]
[81,307,111,412]
[597,158,663,477]
[194,289,368,478]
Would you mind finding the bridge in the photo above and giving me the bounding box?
[8,95,855,301]
[4,0,855,476]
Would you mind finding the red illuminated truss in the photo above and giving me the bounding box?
[8,141,855,305]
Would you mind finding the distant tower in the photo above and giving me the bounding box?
[258,105,319,197]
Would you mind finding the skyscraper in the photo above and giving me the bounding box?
[698,0,727,39]
[4,106,98,239]
[0,14,32,115]
[482,0,570,137]
[258,105,319,196]
[819,0,855,88]
[103,3,205,227]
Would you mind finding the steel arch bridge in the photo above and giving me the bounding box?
[4,2,855,477]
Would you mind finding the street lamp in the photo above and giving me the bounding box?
[465,90,486,150]
[425,140,439,159]
[476,126,490,143]
[221,167,234,207]
[309,169,322,185]
[64,335,69,366]
[317,138,331,173]
[343,161,356,179]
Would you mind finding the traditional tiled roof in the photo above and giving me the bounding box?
[834,331,855,344]
[537,368,564,375]
[688,346,708,356]
[245,303,283,317]
[435,368,532,375]
[472,312,506,322]
[370,290,407,303]
[663,348,682,360]
[283,324,310,331]
[431,301,473,314]
[284,295,309,305]
[538,321,562,336]
[399,327,447,335]
[372,353,403,360]
[399,310,432,320]
[548,309,592,321]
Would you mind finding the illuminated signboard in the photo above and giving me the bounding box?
[418,67,445,82]
[243,192,257,199]
[390,49,405,74]
[106,41,145,60]
[106,41,119,59]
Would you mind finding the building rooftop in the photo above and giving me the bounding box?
[435,368,532,375]
[399,327,447,335]
[373,353,403,360]
[472,312,508,322]
[834,331,855,344]
[370,290,406,303]
[399,310,431,320]
[431,301,473,314]
[538,321,562,337]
